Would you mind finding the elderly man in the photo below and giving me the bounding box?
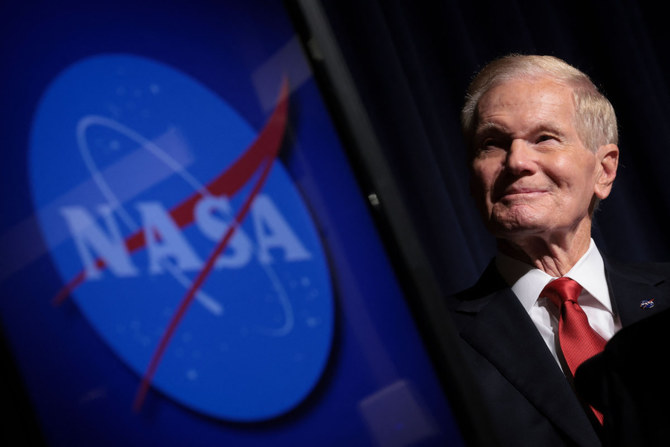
[448,54,670,446]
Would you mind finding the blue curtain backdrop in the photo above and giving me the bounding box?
[317,0,670,295]
[288,7,670,440]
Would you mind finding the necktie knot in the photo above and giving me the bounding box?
[542,277,582,308]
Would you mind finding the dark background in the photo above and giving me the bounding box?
[316,0,670,294]
[287,2,670,443]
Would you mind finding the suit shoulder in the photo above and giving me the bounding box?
[605,257,670,284]
[446,261,506,309]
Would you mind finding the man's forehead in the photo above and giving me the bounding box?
[479,77,574,107]
[475,78,577,127]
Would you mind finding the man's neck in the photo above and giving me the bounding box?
[496,228,593,277]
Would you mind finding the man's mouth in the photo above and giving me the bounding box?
[497,187,548,201]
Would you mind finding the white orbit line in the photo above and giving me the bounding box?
[257,262,294,337]
[76,115,221,315]
[75,115,296,335]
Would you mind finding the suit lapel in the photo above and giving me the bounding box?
[456,278,599,446]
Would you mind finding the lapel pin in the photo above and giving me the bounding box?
[639,298,655,309]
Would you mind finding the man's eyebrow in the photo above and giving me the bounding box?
[475,121,565,138]
[474,121,507,135]
[473,122,510,140]
[534,123,565,135]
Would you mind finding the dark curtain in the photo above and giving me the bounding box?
[318,0,670,295]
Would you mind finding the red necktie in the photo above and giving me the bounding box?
[541,277,605,423]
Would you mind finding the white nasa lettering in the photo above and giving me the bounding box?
[251,194,311,264]
[61,194,312,278]
[136,202,204,274]
[194,195,253,268]
[60,205,139,279]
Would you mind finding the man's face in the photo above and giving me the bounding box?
[470,78,613,242]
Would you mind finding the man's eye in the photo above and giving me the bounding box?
[474,140,505,158]
[536,134,557,143]
[482,138,503,149]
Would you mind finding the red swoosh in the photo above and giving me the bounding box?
[52,79,290,411]
[133,79,289,411]
[53,80,289,304]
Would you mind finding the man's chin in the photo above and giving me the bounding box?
[487,220,546,239]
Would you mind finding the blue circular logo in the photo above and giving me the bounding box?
[29,54,334,422]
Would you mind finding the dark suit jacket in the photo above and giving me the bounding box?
[575,307,670,446]
[446,257,670,447]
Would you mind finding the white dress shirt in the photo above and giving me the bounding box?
[496,239,622,370]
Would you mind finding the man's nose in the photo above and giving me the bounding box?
[505,139,535,174]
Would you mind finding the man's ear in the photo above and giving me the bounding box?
[594,143,619,200]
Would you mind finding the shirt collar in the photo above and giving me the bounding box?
[496,239,612,313]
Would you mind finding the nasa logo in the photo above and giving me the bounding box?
[29,54,334,422]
